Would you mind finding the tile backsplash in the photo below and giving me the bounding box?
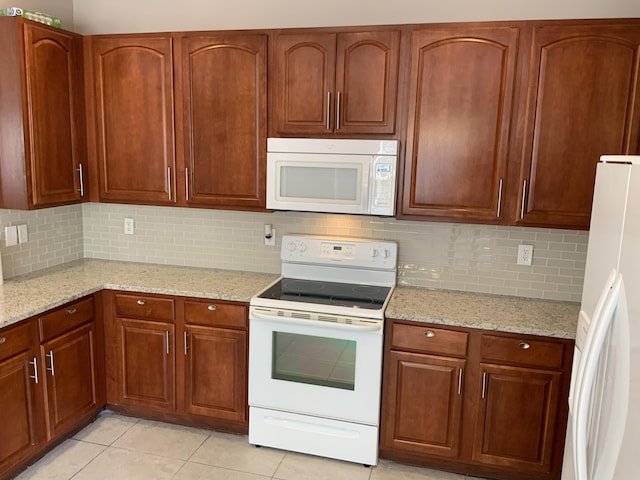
[0,203,587,302]
[81,203,588,302]
[0,205,84,278]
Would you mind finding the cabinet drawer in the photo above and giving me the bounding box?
[184,300,247,329]
[480,334,566,369]
[39,297,95,342]
[0,321,33,362]
[115,293,174,322]
[391,323,468,357]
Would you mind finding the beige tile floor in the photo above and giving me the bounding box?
[13,411,489,480]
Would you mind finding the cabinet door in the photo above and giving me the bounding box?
[335,30,400,134]
[381,350,465,458]
[515,25,640,228]
[184,325,247,422]
[23,23,84,207]
[178,33,267,209]
[90,35,176,205]
[0,351,40,476]
[401,27,518,221]
[272,33,336,135]
[115,318,175,411]
[41,323,98,441]
[473,363,562,474]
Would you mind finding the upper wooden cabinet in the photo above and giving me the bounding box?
[0,18,86,209]
[87,35,177,205]
[175,33,267,209]
[86,32,267,210]
[272,29,401,136]
[400,27,518,222]
[512,23,640,229]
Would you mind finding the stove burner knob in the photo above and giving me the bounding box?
[370,248,378,257]
[299,242,307,252]
[288,241,297,252]
[382,249,391,258]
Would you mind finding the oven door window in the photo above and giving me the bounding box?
[272,331,356,391]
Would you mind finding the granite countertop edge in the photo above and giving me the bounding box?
[0,260,579,339]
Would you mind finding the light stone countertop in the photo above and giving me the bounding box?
[0,259,279,329]
[0,260,579,340]
[386,287,580,339]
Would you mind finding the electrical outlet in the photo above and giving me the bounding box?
[517,244,534,266]
[124,218,135,235]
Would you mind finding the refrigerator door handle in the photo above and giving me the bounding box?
[572,269,618,412]
[572,274,622,480]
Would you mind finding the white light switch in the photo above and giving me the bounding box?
[17,224,28,243]
[4,226,18,246]
[124,218,135,235]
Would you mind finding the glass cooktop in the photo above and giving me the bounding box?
[257,278,391,310]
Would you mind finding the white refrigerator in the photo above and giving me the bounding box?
[562,156,640,480]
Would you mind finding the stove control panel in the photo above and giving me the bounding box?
[282,234,397,269]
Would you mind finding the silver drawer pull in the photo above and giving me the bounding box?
[137,299,146,305]
[67,308,77,315]
[207,305,217,311]
[519,342,531,350]
[0,337,5,344]
[425,330,435,338]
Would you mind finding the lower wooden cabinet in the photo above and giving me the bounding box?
[0,295,104,480]
[381,319,573,480]
[114,318,176,411]
[181,298,249,428]
[0,323,40,479]
[382,350,465,458]
[473,364,562,473]
[41,322,99,440]
[104,291,249,432]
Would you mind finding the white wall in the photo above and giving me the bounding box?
[73,0,640,34]
[0,0,73,28]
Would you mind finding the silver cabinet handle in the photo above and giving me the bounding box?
[167,167,172,200]
[519,341,531,350]
[0,337,5,344]
[185,168,190,201]
[77,164,84,197]
[424,330,435,338]
[336,91,341,130]
[184,331,188,355]
[207,305,217,311]
[46,350,55,376]
[137,299,146,305]
[326,91,331,130]
[520,179,527,219]
[497,178,503,218]
[458,368,463,396]
[66,308,77,315]
[165,331,170,355]
[29,357,39,384]
[482,371,487,399]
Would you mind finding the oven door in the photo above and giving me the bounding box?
[248,307,383,426]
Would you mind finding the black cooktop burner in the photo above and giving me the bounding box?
[258,278,391,310]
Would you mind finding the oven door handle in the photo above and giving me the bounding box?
[250,311,383,332]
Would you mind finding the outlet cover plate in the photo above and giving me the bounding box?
[517,244,533,266]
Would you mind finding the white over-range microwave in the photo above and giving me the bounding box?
[266,138,398,216]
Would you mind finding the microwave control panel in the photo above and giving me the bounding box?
[370,157,397,215]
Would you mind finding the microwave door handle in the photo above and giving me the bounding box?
[250,310,382,333]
